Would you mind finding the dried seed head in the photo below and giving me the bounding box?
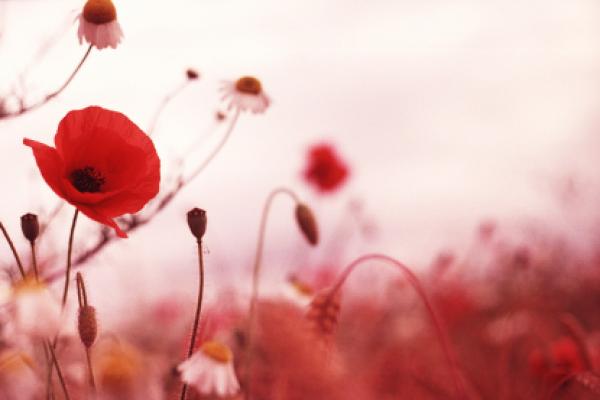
[235,76,262,95]
[306,290,341,337]
[78,305,98,348]
[83,0,117,24]
[20,213,39,243]
[187,208,207,240]
[295,203,319,246]
[186,68,199,80]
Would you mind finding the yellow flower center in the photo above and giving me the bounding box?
[12,277,46,295]
[235,76,262,96]
[83,0,117,24]
[0,352,34,374]
[97,349,140,392]
[291,279,314,297]
[201,341,232,363]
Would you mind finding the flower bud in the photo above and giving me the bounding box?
[78,305,98,348]
[186,68,199,80]
[295,203,318,246]
[187,208,207,240]
[20,213,39,243]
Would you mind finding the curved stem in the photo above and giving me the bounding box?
[329,253,467,400]
[0,222,25,279]
[30,241,39,281]
[76,272,88,307]
[46,341,71,400]
[61,210,79,307]
[184,107,241,184]
[147,81,189,137]
[45,44,92,101]
[245,187,300,397]
[180,239,205,400]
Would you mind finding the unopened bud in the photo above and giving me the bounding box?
[186,68,199,80]
[78,305,98,348]
[295,203,318,246]
[20,213,39,243]
[187,208,207,240]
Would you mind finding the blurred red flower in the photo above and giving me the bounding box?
[303,143,349,193]
[528,337,585,384]
[23,106,160,238]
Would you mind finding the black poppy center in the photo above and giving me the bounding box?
[70,166,105,193]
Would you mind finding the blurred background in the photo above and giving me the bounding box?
[1,0,600,322]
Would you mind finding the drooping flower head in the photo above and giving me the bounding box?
[177,340,240,397]
[220,76,270,114]
[303,143,349,193]
[77,0,123,49]
[23,106,160,238]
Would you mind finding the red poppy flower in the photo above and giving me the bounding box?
[302,143,349,193]
[23,106,160,238]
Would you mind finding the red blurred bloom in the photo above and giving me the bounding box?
[528,337,585,384]
[23,106,160,238]
[303,143,349,193]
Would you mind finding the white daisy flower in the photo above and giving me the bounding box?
[178,340,240,398]
[220,76,270,114]
[11,279,62,339]
[77,0,123,50]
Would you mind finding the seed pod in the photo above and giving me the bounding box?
[187,208,207,240]
[78,305,98,348]
[20,213,39,243]
[295,203,318,246]
[186,68,199,80]
[306,290,340,337]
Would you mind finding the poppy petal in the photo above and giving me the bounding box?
[23,139,68,200]
[76,204,128,238]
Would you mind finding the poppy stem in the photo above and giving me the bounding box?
[0,222,26,279]
[46,340,71,400]
[245,187,301,397]
[180,238,205,400]
[61,210,79,307]
[30,241,39,281]
[328,253,467,400]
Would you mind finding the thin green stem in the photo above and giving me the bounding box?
[180,239,205,400]
[0,222,25,279]
[61,210,79,307]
